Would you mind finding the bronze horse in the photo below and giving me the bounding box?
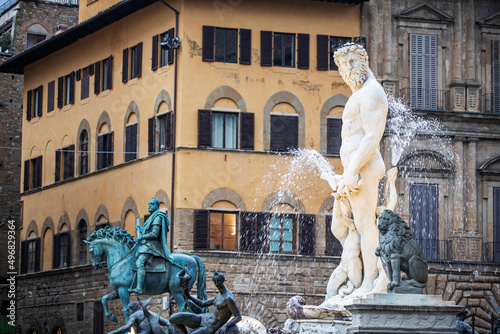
[86,227,207,322]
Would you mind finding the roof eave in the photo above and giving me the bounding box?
[0,0,159,74]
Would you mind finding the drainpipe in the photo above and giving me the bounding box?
[159,0,179,254]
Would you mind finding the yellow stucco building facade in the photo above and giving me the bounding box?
[0,0,366,331]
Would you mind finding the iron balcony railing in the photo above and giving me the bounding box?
[413,238,452,262]
[482,242,500,264]
[482,94,500,114]
[399,88,450,111]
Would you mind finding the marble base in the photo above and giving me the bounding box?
[344,293,463,333]
[294,319,351,334]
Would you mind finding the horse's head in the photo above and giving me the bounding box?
[85,240,105,270]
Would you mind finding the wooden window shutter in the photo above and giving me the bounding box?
[88,63,95,75]
[68,144,75,178]
[55,149,61,182]
[66,232,71,267]
[136,42,143,78]
[76,69,81,81]
[167,28,175,65]
[317,34,329,70]
[53,234,59,269]
[47,80,55,112]
[270,115,285,151]
[494,40,500,114]
[107,55,113,90]
[325,215,342,256]
[327,118,342,155]
[21,241,27,274]
[57,76,64,108]
[26,90,32,121]
[125,126,132,161]
[240,211,256,252]
[297,33,310,69]
[260,31,273,66]
[69,71,75,104]
[94,61,101,95]
[132,124,137,158]
[148,117,155,155]
[240,112,254,150]
[97,135,104,169]
[239,29,251,65]
[23,160,29,192]
[107,132,114,167]
[81,75,90,100]
[34,238,41,272]
[284,116,299,151]
[197,109,212,148]
[299,214,315,255]
[240,211,268,252]
[193,210,209,250]
[122,48,129,83]
[202,26,215,62]
[152,34,159,71]
[36,156,42,188]
[166,112,173,150]
[256,212,269,253]
[37,85,43,117]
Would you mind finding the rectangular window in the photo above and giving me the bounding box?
[269,215,296,253]
[81,67,90,100]
[27,86,43,119]
[129,43,142,80]
[125,123,137,162]
[31,156,42,189]
[330,36,352,70]
[212,112,238,149]
[47,80,55,112]
[273,33,295,67]
[209,211,237,250]
[160,32,169,67]
[58,232,69,268]
[157,113,172,151]
[409,34,437,109]
[65,75,71,105]
[203,26,251,65]
[80,140,88,176]
[410,183,438,261]
[76,303,84,322]
[34,87,40,116]
[215,28,237,63]
[102,59,109,91]
[27,239,36,273]
[97,132,113,170]
[55,145,75,182]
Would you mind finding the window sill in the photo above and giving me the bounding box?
[327,70,342,78]
[28,116,40,124]
[99,89,110,98]
[158,65,172,75]
[80,97,90,106]
[272,66,298,74]
[62,104,72,113]
[213,62,239,70]
[46,110,55,118]
[127,77,139,87]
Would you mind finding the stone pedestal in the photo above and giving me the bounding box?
[295,319,351,334]
[344,294,462,334]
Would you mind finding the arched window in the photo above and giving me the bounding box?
[80,130,89,175]
[26,24,48,49]
[125,113,138,162]
[78,219,87,265]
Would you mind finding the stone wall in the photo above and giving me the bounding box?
[15,253,500,333]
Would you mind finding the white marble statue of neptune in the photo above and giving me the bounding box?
[321,43,393,308]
